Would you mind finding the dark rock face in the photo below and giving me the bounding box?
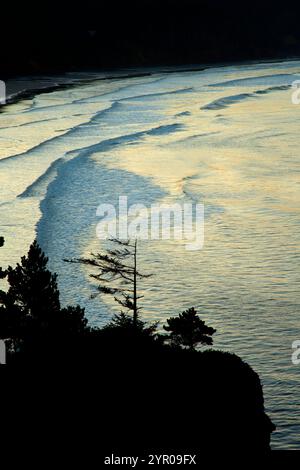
[1,347,274,461]
[98,348,275,454]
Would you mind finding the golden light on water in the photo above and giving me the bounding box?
[1,62,300,447]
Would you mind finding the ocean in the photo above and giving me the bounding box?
[0,60,300,448]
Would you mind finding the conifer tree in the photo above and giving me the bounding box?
[0,240,87,344]
[164,307,216,350]
[65,238,151,326]
[2,240,60,320]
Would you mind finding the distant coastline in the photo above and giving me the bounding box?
[1,56,298,111]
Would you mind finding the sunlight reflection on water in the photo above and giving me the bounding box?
[0,61,300,448]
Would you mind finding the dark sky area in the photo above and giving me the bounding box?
[1,0,300,76]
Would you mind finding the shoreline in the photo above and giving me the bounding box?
[1,66,206,111]
[1,56,299,111]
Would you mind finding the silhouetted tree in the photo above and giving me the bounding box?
[65,238,151,327]
[164,307,216,350]
[0,236,17,341]
[0,240,87,350]
[1,240,60,319]
[0,236,6,280]
[59,305,88,336]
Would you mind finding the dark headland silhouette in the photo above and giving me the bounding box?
[1,0,300,76]
[0,239,275,456]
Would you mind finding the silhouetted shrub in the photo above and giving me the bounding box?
[97,312,164,355]
[164,307,216,350]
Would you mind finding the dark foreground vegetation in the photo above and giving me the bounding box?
[0,238,275,455]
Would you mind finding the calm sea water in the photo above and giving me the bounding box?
[0,61,300,448]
